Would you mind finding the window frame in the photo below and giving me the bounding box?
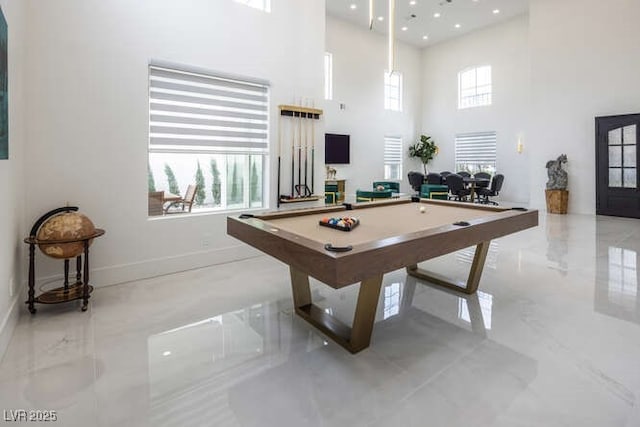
[384,70,403,112]
[324,52,333,101]
[458,65,492,109]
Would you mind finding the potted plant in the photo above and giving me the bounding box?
[408,134,438,175]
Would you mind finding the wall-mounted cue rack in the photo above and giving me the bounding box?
[277,104,324,208]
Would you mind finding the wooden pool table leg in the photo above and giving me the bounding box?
[406,240,491,295]
[289,266,383,354]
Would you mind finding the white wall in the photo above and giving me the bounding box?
[421,15,530,205]
[324,16,422,195]
[0,0,27,360]
[24,0,326,285]
[528,0,640,214]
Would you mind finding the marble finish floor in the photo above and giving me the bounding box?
[1,213,640,426]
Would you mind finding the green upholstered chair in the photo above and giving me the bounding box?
[325,183,341,204]
[325,191,341,204]
[356,189,393,202]
[420,184,449,200]
[372,181,400,192]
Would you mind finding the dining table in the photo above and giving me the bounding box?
[463,177,490,203]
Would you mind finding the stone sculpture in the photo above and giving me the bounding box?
[546,154,568,190]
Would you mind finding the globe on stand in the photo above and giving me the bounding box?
[36,212,96,259]
[24,206,105,314]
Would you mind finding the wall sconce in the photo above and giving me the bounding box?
[516,136,524,154]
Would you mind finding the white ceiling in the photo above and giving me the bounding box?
[326,0,529,47]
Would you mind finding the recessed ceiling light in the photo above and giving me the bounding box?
[350,4,357,10]
[455,23,461,28]
[422,35,429,40]
[493,9,500,14]
[433,12,441,18]
[401,26,408,31]
[162,351,171,356]
[409,0,417,5]
[377,16,384,21]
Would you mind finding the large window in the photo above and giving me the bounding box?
[148,63,269,215]
[455,132,497,174]
[384,136,403,180]
[458,65,492,109]
[233,0,270,12]
[384,71,402,111]
[324,52,333,101]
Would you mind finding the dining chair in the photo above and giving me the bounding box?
[474,172,492,189]
[446,174,471,201]
[425,173,443,185]
[407,172,425,194]
[478,174,504,204]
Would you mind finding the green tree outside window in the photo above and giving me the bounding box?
[195,160,206,206]
[148,161,156,192]
[164,163,180,195]
[210,158,221,206]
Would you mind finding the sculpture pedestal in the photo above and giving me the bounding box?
[545,189,569,214]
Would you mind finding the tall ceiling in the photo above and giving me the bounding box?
[326,0,529,47]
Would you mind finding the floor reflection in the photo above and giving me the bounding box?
[458,291,493,330]
[146,274,534,427]
[595,244,640,324]
[456,241,499,270]
[545,215,569,275]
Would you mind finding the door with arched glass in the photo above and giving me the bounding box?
[596,114,640,218]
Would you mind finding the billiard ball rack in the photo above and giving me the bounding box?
[319,216,360,232]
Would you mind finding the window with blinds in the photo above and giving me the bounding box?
[384,136,403,180]
[455,132,497,175]
[148,64,269,215]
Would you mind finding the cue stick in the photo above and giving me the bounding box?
[311,100,315,194]
[297,101,302,196]
[291,111,296,197]
[303,109,308,196]
[277,108,281,207]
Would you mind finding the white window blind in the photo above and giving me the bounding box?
[149,65,269,155]
[455,131,497,174]
[384,136,403,180]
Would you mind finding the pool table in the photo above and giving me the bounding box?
[228,198,538,353]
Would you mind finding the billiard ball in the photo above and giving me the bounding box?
[419,206,426,213]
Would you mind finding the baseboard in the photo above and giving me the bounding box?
[33,243,262,289]
[0,296,20,363]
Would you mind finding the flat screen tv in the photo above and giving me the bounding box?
[325,133,350,164]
